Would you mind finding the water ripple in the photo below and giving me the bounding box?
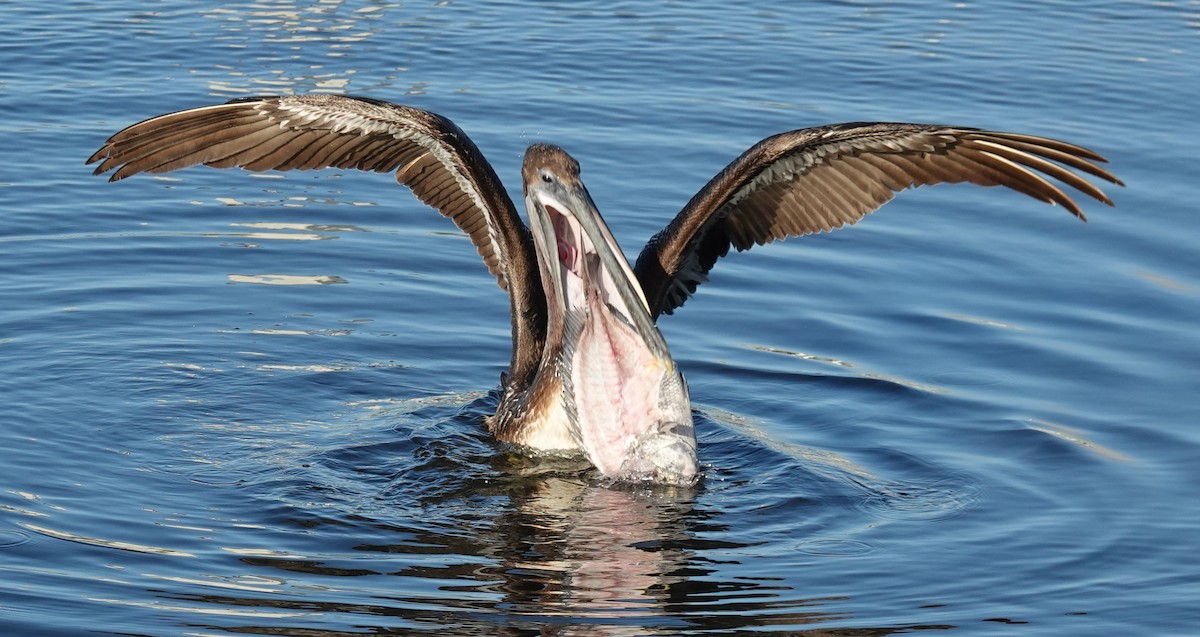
[855,475,983,522]
[18,523,196,557]
[2,0,1196,635]
[0,530,31,548]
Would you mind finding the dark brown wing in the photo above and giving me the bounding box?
[633,122,1124,319]
[88,94,547,383]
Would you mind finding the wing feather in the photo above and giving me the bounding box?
[634,123,1123,319]
[89,94,528,287]
[89,94,547,384]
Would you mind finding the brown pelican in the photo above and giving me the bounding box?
[88,94,1122,485]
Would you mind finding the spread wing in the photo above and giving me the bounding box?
[633,123,1123,320]
[88,94,533,291]
[88,94,547,382]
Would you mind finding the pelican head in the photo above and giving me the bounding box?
[521,144,698,484]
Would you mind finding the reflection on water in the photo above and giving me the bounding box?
[198,0,411,95]
[85,469,949,636]
[20,523,196,557]
[372,477,703,635]
[228,274,348,285]
[0,385,977,635]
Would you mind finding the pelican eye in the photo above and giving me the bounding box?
[540,171,554,184]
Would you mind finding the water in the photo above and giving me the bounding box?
[2,1,1198,635]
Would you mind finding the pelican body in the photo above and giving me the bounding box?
[88,94,1122,484]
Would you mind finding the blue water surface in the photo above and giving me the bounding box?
[1,1,1198,635]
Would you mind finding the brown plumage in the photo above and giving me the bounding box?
[633,123,1122,319]
[89,95,1123,462]
[89,94,548,390]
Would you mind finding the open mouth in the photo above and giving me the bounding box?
[541,199,643,328]
[546,204,582,278]
[545,201,623,323]
[530,187,697,483]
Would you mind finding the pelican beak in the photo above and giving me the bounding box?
[523,145,697,485]
[529,177,661,353]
